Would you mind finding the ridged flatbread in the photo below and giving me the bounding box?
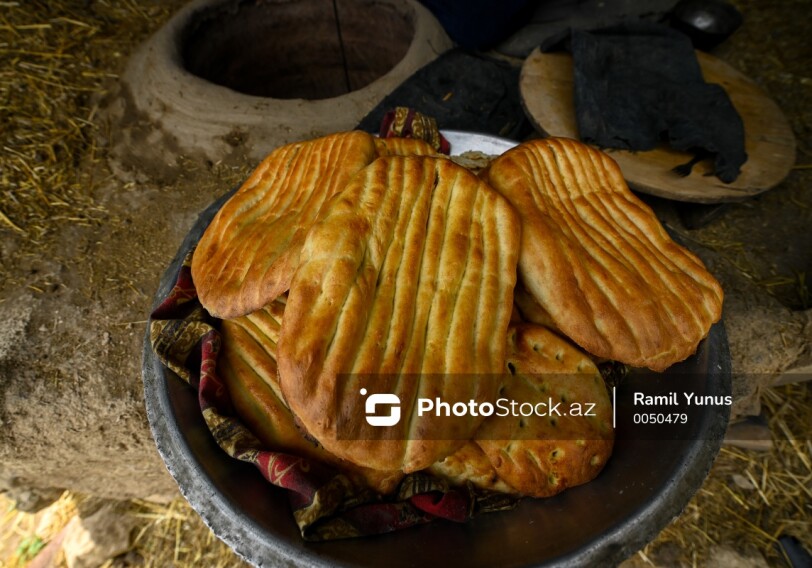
[278,156,522,473]
[218,298,403,494]
[192,131,378,319]
[475,323,614,498]
[487,138,723,371]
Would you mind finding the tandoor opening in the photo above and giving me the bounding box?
[181,0,414,100]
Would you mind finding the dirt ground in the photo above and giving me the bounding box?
[0,0,810,566]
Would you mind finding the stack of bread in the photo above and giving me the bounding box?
[191,131,723,499]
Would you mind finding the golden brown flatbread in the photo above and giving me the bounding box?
[512,279,558,331]
[487,138,723,371]
[278,156,522,473]
[218,298,403,494]
[475,323,614,498]
[192,131,378,319]
[428,442,517,494]
[374,136,440,157]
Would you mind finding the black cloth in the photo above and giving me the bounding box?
[564,24,747,183]
[356,49,531,142]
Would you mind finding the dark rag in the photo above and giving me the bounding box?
[567,24,747,183]
[357,49,531,142]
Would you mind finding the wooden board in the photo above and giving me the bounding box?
[520,48,796,203]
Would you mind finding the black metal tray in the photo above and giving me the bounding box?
[142,133,731,567]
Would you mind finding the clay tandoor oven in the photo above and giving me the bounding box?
[107,0,452,170]
[182,0,416,100]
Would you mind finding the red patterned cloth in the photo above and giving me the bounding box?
[149,253,515,541]
[379,107,451,154]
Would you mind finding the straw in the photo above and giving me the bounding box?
[0,1,183,244]
[644,381,812,564]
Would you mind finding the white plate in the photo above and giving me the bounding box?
[443,129,518,156]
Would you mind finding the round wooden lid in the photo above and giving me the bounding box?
[520,48,795,203]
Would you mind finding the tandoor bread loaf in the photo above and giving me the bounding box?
[191,131,378,319]
[487,138,723,371]
[218,297,403,494]
[278,156,522,473]
[475,323,614,498]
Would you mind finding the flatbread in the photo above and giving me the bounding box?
[475,323,614,498]
[192,131,378,318]
[428,442,517,494]
[218,298,403,494]
[512,279,558,331]
[487,138,723,371]
[278,156,522,473]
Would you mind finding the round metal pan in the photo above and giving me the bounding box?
[142,131,731,567]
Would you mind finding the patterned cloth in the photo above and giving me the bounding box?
[149,253,516,541]
[379,107,451,154]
